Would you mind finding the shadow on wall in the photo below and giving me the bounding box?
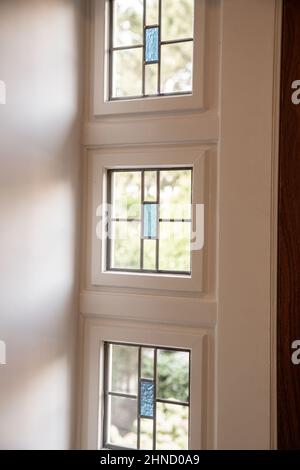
[0,0,83,450]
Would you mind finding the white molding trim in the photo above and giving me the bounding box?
[87,144,213,294]
[92,0,206,116]
[80,290,217,328]
[80,318,210,450]
[83,111,219,148]
[216,0,279,449]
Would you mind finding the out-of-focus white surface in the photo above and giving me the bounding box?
[0,0,83,450]
[0,341,6,365]
[0,80,6,104]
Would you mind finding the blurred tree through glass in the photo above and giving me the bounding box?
[110,0,194,98]
[108,168,192,274]
[104,343,190,450]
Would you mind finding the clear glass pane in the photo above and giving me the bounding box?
[140,380,155,418]
[143,239,156,270]
[160,169,192,220]
[156,402,189,450]
[145,63,158,96]
[157,349,190,402]
[161,42,193,94]
[110,344,139,395]
[161,0,194,41]
[141,347,154,379]
[107,395,138,449]
[111,221,141,269]
[112,48,143,98]
[140,418,154,450]
[159,222,191,272]
[143,204,158,238]
[145,27,159,63]
[144,171,157,201]
[145,64,158,95]
[113,0,143,47]
[112,171,141,219]
[146,0,159,25]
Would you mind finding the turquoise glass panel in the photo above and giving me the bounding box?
[145,27,159,63]
[140,380,154,418]
[143,204,157,238]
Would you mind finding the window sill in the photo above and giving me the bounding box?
[104,270,192,279]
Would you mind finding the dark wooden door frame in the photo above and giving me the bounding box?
[277,0,300,450]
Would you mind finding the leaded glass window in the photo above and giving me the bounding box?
[109,0,195,100]
[106,168,192,275]
[103,342,190,450]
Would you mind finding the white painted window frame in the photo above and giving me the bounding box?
[80,318,208,450]
[88,144,208,294]
[92,0,206,116]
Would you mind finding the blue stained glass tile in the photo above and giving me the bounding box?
[145,27,159,63]
[143,204,157,238]
[140,380,154,418]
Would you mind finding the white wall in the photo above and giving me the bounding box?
[0,0,83,449]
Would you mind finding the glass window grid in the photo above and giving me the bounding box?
[103,341,191,450]
[106,167,193,276]
[109,0,194,101]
